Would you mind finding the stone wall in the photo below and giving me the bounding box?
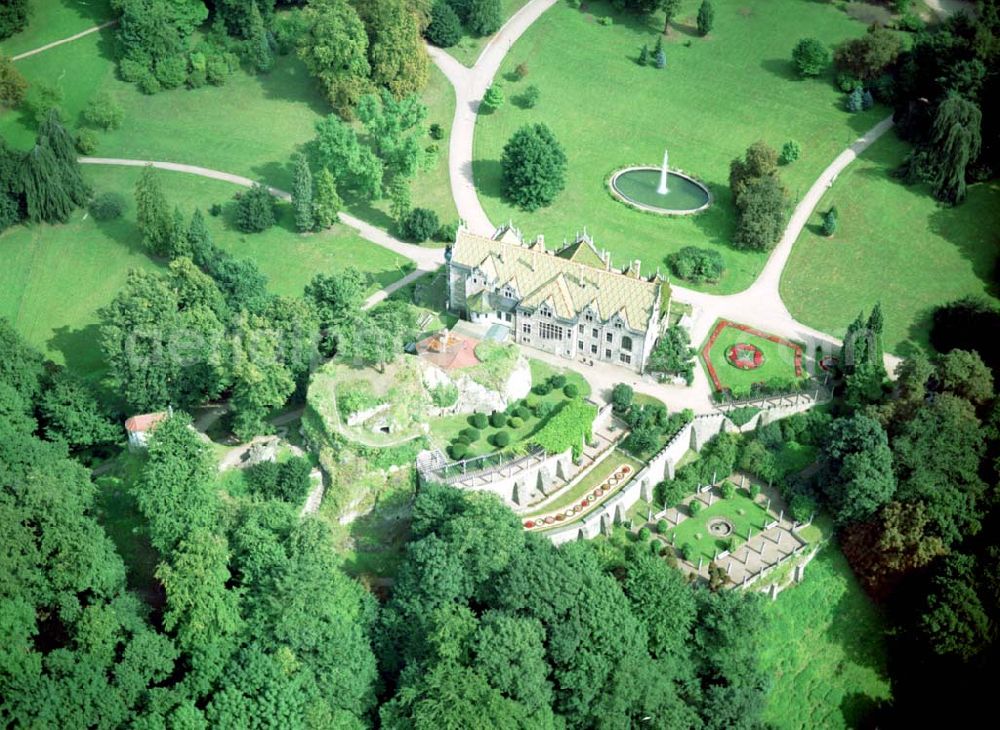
[443,447,575,509]
[543,400,818,546]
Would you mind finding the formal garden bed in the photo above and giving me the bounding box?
[522,449,644,528]
[701,319,806,398]
[664,488,771,563]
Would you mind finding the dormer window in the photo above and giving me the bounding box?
[540,305,552,318]
[614,319,623,329]
[585,311,594,322]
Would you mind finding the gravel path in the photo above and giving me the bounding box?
[10,20,117,62]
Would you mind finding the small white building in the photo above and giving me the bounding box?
[124,412,168,449]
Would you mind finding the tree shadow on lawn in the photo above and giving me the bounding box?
[94,23,118,62]
[759,58,798,82]
[839,691,886,729]
[928,197,1000,298]
[252,55,330,117]
[688,199,735,246]
[472,158,504,204]
[251,158,297,194]
[825,551,891,677]
[342,192,397,234]
[48,323,105,378]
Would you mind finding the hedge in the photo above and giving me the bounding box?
[530,399,597,459]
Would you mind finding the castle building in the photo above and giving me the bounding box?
[447,225,671,373]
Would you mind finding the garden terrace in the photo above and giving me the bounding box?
[700,319,805,397]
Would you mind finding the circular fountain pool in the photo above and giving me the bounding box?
[707,518,734,538]
[609,167,712,215]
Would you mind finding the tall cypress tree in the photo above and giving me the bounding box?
[291,154,314,233]
[18,144,74,223]
[135,164,172,255]
[313,167,341,229]
[187,208,215,266]
[246,1,274,73]
[36,110,90,206]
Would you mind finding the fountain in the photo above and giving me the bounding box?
[608,148,712,216]
[657,149,669,195]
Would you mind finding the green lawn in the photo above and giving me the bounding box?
[472,0,887,292]
[1,19,456,231]
[0,165,412,376]
[446,0,533,67]
[528,358,592,398]
[665,490,770,562]
[0,0,113,58]
[525,449,644,518]
[773,441,818,478]
[781,132,1000,355]
[759,547,892,728]
[702,320,804,392]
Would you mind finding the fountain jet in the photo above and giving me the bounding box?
[656,149,669,195]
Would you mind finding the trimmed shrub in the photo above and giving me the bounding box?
[689,500,703,516]
[650,540,662,555]
[514,406,532,420]
[533,381,553,396]
[534,401,553,419]
[563,383,579,398]
[681,543,696,562]
[720,481,735,499]
[426,0,462,48]
[470,412,488,429]
[493,430,512,448]
[780,140,801,165]
[453,434,470,446]
[638,526,651,541]
[429,123,444,140]
[789,491,817,523]
[460,428,480,443]
[89,192,126,221]
[489,411,506,428]
[75,130,98,155]
[748,482,761,499]
[549,374,567,389]
[401,207,439,242]
[449,442,468,460]
[508,416,525,429]
[235,183,276,233]
[668,246,725,284]
[611,383,634,412]
[822,206,838,236]
[792,37,829,77]
[656,519,669,534]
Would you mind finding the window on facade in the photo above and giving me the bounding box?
[620,353,632,364]
[578,324,584,333]
[622,336,633,352]
[505,312,512,322]
[578,340,583,350]
[522,323,531,335]
[539,322,563,340]
[591,344,598,354]
[540,306,552,318]
[585,312,594,322]
[592,328,598,338]
[497,310,502,319]
[605,348,612,359]
[615,320,623,329]
[605,332,613,343]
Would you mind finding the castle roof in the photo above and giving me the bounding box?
[451,228,667,332]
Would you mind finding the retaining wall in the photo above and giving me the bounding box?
[543,399,819,546]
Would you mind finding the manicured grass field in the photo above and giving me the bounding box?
[428,359,590,458]
[759,546,892,728]
[0,0,113,57]
[1,17,457,230]
[780,132,1000,355]
[701,321,804,393]
[665,490,770,562]
[473,0,887,292]
[446,0,533,67]
[0,165,412,376]
[525,449,645,518]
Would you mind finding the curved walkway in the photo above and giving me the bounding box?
[428,0,559,235]
[10,20,117,62]
[78,157,445,308]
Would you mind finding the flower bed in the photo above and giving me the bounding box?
[523,464,634,530]
[701,320,804,393]
[726,343,764,370]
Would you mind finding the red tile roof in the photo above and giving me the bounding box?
[124,412,168,433]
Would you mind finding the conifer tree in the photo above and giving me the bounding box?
[638,44,649,66]
[187,209,214,266]
[697,0,715,36]
[291,154,314,233]
[246,1,273,73]
[313,167,341,229]
[389,175,411,223]
[135,164,172,255]
[167,206,191,259]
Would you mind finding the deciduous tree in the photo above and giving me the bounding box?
[501,123,567,211]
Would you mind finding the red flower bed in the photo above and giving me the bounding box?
[726,343,764,370]
[701,320,804,392]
